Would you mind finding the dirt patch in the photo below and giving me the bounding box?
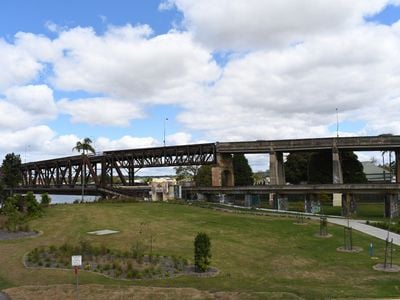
[0,229,40,241]
[4,284,277,300]
[314,233,333,238]
[373,263,400,272]
[336,246,363,253]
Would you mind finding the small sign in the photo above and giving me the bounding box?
[71,255,82,267]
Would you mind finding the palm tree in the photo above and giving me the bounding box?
[73,138,96,202]
[72,137,96,155]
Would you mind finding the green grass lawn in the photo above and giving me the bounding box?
[1,202,400,299]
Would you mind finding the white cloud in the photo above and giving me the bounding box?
[0,39,43,90]
[0,126,55,158]
[5,84,57,117]
[96,136,159,151]
[58,98,144,126]
[166,132,192,145]
[50,25,220,103]
[0,85,57,130]
[165,0,394,50]
[177,23,400,140]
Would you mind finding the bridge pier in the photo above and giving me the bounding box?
[332,146,343,208]
[269,151,285,185]
[304,194,320,213]
[341,193,357,217]
[273,194,288,210]
[396,150,400,183]
[384,193,399,218]
[211,154,235,187]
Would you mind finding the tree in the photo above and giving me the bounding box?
[194,165,212,187]
[194,232,211,272]
[341,152,367,183]
[72,137,96,155]
[40,193,51,207]
[233,154,253,186]
[284,150,367,184]
[174,166,199,182]
[25,192,42,216]
[72,138,96,202]
[1,153,22,196]
[284,152,312,184]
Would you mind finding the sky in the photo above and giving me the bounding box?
[1,0,400,173]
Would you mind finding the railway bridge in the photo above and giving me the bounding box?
[15,135,400,216]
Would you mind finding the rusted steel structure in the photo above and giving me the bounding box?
[18,135,400,192]
[20,143,216,190]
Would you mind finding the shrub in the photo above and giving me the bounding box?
[194,232,211,272]
[40,193,51,207]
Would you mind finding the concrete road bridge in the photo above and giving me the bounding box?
[16,135,400,216]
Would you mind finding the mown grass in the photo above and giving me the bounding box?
[0,202,400,299]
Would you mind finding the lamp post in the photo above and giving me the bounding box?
[336,108,339,138]
[163,117,168,147]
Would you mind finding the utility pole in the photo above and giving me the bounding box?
[163,117,168,147]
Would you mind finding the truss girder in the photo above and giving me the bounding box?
[19,143,216,189]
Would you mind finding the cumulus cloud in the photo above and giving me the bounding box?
[50,25,220,102]
[0,39,44,90]
[164,0,395,50]
[58,98,144,126]
[177,23,400,140]
[96,136,159,151]
[0,85,57,130]
[166,132,192,145]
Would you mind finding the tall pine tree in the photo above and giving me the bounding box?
[233,154,253,186]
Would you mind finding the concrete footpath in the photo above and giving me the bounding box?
[220,203,400,245]
[0,292,10,300]
[327,218,400,246]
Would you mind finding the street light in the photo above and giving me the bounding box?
[163,117,168,147]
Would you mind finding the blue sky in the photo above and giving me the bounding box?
[0,1,400,171]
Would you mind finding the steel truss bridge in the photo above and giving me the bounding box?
[15,135,400,197]
[18,143,216,195]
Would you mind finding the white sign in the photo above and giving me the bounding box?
[71,255,82,267]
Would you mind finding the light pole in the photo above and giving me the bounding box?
[336,108,339,138]
[163,117,168,147]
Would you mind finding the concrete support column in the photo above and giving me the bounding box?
[304,194,320,213]
[211,153,235,187]
[274,194,288,210]
[332,146,343,184]
[304,194,312,213]
[396,150,400,183]
[269,151,285,185]
[384,193,399,218]
[341,193,357,217]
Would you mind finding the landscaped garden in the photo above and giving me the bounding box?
[0,201,400,299]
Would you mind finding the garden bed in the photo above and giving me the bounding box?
[24,242,217,280]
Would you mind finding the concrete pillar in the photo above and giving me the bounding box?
[269,151,285,185]
[274,194,288,210]
[332,146,343,184]
[396,150,400,183]
[211,153,235,187]
[341,193,357,217]
[384,193,399,218]
[304,194,312,213]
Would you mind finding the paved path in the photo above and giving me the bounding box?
[327,218,400,246]
[0,292,10,300]
[219,204,400,245]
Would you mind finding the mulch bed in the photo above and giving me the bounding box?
[0,229,39,241]
[373,263,400,272]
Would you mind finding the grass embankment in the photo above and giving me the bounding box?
[0,202,399,299]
